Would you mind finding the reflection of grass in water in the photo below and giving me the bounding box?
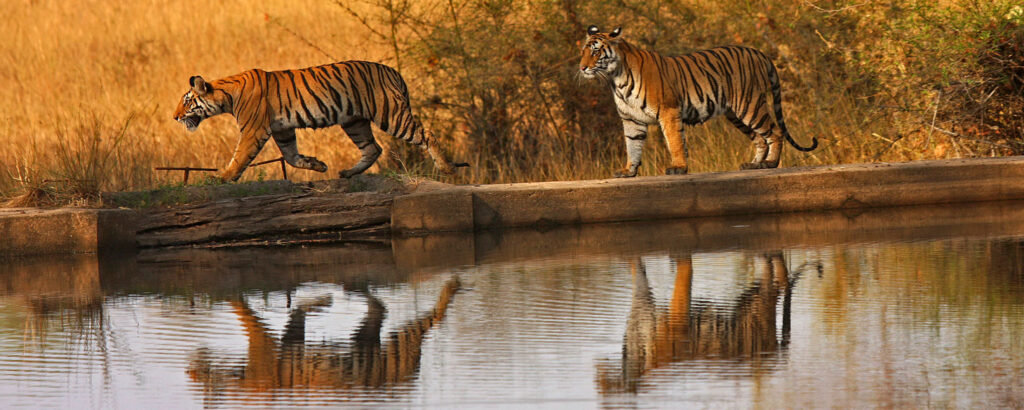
[9,296,107,354]
[814,239,1024,353]
[0,255,109,350]
[801,239,1024,407]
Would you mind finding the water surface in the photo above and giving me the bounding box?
[2,202,1023,408]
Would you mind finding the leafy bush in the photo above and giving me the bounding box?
[346,0,1024,181]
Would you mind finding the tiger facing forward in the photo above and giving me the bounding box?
[578,26,817,177]
[173,61,466,182]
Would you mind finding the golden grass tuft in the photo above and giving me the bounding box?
[3,187,55,208]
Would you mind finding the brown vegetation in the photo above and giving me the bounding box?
[1,0,1022,205]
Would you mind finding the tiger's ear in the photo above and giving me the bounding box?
[609,27,622,38]
[190,75,212,96]
[587,25,600,36]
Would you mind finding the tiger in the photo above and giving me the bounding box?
[173,60,467,182]
[578,25,818,177]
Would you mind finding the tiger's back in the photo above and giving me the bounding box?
[261,62,420,140]
[636,45,773,125]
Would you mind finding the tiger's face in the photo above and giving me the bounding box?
[579,25,622,79]
[173,76,231,132]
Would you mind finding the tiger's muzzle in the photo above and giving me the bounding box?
[579,64,606,79]
[176,114,202,132]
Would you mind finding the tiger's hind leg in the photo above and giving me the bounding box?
[339,118,382,178]
[421,130,456,175]
[728,106,778,170]
[379,103,457,175]
[659,107,688,175]
[272,129,328,173]
[759,127,783,169]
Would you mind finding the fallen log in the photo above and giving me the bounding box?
[136,191,394,247]
[119,175,415,248]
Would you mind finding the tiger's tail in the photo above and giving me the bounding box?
[768,61,817,152]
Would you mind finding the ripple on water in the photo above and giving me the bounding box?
[0,229,1023,408]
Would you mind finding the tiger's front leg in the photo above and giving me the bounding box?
[271,129,328,173]
[615,120,647,178]
[220,128,272,182]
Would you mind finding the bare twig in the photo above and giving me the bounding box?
[929,125,1015,151]
[814,29,835,50]
[265,15,337,61]
[251,157,289,180]
[520,61,567,142]
[925,91,941,147]
[803,0,865,15]
[155,166,218,184]
[385,0,405,71]
[333,0,390,41]
[871,131,917,161]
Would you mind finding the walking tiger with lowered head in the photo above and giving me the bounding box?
[173,61,467,182]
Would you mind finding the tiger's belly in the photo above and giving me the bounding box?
[270,111,351,132]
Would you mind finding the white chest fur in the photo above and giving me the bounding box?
[613,92,657,124]
[611,72,658,124]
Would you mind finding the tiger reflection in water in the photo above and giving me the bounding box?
[187,276,460,397]
[596,252,821,394]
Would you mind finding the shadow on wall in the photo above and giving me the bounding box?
[595,252,821,394]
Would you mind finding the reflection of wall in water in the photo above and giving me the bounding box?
[597,252,813,394]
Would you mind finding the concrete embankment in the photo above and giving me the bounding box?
[3,156,1024,255]
[11,198,1024,286]
[0,208,138,255]
[392,157,1024,234]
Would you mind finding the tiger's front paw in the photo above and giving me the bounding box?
[206,175,229,185]
[665,166,688,175]
[307,157,328,173]
[740,161,780,170]
[294,155,328,172]
[614,168,638,178]
[217,171,241,183]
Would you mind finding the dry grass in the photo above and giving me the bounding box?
[0,0,391,203]
[1,0,1021,206]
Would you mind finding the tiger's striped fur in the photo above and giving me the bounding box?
[579,26,817,177]
[173,61,466,182]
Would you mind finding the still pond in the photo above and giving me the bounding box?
[2,202,1023,408]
